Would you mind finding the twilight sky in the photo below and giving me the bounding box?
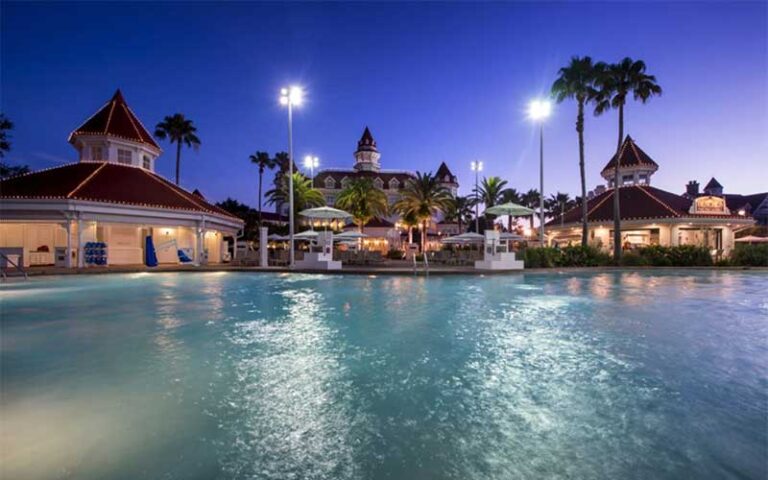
[2,2,766,207]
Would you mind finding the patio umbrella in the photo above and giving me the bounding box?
[484,202,535,217]
[293,230,319,240]
[735,235,768,243]
[268,233,288,241]
[298,206,353,220]
[336,231,368,239]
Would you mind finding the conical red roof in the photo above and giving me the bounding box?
[68,89,160,149]
[601,136,658,174]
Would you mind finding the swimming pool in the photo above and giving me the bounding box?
[1,271,766,479]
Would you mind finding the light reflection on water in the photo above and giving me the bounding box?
[1,271,766,480]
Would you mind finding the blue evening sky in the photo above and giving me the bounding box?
[2,1,766,207]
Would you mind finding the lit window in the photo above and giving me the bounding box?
[142,156,151,170]
[117,149,132,165]
[92,146,104,161]
[638,174,648,185]
[621,175,634,186]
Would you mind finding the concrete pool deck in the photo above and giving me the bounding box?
[9,263,768,278]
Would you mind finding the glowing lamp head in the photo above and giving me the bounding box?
[528,99,552,121]
[470,160,483,172]
[279,86,304,106]
[304,155,319,168]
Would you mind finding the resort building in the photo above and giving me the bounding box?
[310,127,459,250]
[546,136,757,255]
[0,90,243,268]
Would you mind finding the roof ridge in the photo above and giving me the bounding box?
[67,162,107,198]
[104,97,117,134]
[139,168,236,218]
[637,185,682,217]
[121,103,147,146]
[124,103,160,150]
[585,188,615,218]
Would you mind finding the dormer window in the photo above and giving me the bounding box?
[389,178,400,190]
[341,177,351,189]
[324,176,336,189]
[92,146,104,161]
[142,155,151,170]
[117,149,132,165]
[373,177,384,190]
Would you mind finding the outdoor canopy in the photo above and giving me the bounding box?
[734,235,768,243]
[483,202,535,217]
[298,206,353,220]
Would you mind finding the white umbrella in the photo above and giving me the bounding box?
[268,233,288,241]
[484,202,535,217]
[735,235,768,243]
[336,231,368,239]
[443,232,484,244]
[294,230,319,240]
[299,206,352,220]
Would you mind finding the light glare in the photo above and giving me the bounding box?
[528,99,552,121]
[470,160,483,172]
[279,86,304,107]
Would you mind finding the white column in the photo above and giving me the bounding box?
[259,227,268,267]
[76,218,84,268]
[195,223,204,266]
[65,220,72,268]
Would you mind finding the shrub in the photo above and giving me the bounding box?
[523,247,560,268]
[730,243,768,267]
[665,245,713,266]
[557,245,612,267]
[386,249,405,260]
[620,252,649,266]
[635,245,672,266]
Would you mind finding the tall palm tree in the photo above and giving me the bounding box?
[501,187,522,230]
[443,195,475,233]
[394,172,453,253]
[475,176,509,228]
[265,172,325,230]
[154,113,201,185]
[400,210,419,246]
[335,178,388,233]
[521,188,541,231]
[0,114,12,158]
[595,57,662,261]
[552,56,600,246]
[249,151,277,227]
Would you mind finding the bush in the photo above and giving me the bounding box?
[386,249,405,260]
[620,252,649,266]
[665,245,713,266]
[730,243,768,266]
[557,245,612,267]
[634,245,671,266]
[523,247,560,268]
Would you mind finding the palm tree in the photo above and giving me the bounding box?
[501,187,522,230]
[544,192,574,221]
[250,151,277,227]
[265,172,324,230]
[443,195,475,233]
[400,210,419,246]
[335,178,388,233]
[475,176,509,228]
[154,113,201,185]
[552,56,600,246]
[393,172,453,253]
[595,57,662,261]
[0,114,12,158]
[521,188,541,231]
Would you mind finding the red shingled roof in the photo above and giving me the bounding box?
[68,90,160,149]
[546,185,748,227]
[0,163,239,220]
[601,136,659,174]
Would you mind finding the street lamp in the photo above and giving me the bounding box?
[470,160,483,233]
[528,99,551,246]
[279,86,304,268]
[304,155,319,188]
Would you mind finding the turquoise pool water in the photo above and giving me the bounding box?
[1,271,766,479]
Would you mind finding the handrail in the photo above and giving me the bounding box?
[0,252,28,281]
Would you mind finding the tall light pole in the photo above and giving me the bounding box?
[280,86,304,268]
[470,160,483,233]
[528,99,551,246]
[304,155,319,188]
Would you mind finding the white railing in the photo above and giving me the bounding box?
[0,252,28,281]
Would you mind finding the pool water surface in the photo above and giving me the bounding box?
[1,271,766,479]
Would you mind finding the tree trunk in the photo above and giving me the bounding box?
[578,100,589,247]
[613,103,624,263]
[175,140,182,185]
[421,220,427,253]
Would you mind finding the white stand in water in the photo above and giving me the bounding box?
[474,230,524,270]
[295,231,341,270]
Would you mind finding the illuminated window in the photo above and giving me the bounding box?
[117,149,132,165]
[621,174,634,186]
[92,146,104,161]
[142,156,151,170]
[638,173,648,184]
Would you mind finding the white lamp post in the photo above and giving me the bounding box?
[304,155,319,188]
[470,160,483,233]
[279,86,304,268]
[528,99,551,246]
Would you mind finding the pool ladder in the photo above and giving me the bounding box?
[0,252,28,281]
[412,251,429,275]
